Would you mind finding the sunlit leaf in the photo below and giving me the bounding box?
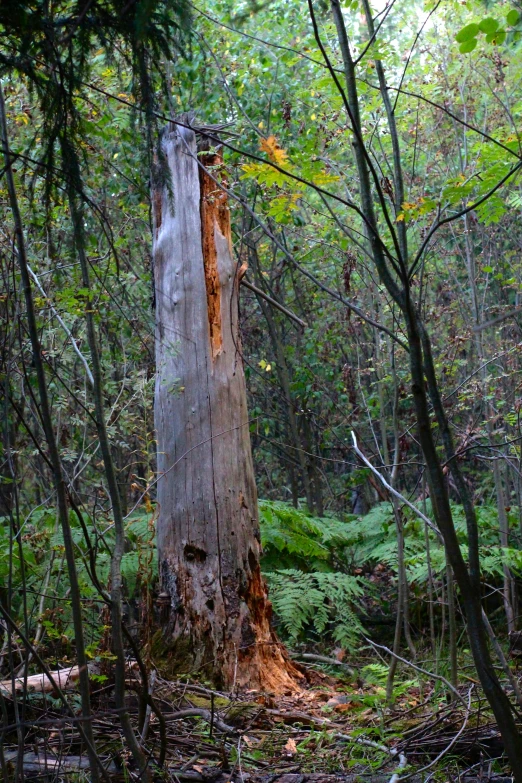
[478,17,498,34]
[259,135,288,166]
[459,38,478,53]
[455,23,480,42]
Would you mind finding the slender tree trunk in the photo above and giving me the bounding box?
[494,459,515,634]
[386,506,404,704]
[445,562,458,694]
[64,179,150,781]
[153,123,301,691]
[301,411,324,516]
[414,316,522,774]
[423,481,437,659]
[248,245,314,510]
[464,215,515,634]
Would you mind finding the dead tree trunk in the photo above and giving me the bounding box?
[153,123,301,691]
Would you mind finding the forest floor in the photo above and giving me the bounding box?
[1,656,518,782]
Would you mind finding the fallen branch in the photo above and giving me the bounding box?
[336,733,407,783]
[267,708,336,729]
[3,751,209,781]
[164,708,236,734]
[389,752,408,783]
[398,686,474,781]
[290,652,355,674]
[3,751,117,774]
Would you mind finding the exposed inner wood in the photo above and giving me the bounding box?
[198,150,229,358]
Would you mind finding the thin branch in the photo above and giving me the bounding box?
[241,276,307,328]
[364,638,467,707]
[26,264,94,386]
[351,432,440,537]
[398,687,473,781]
[410,161,522,275]
[471,306,522,332]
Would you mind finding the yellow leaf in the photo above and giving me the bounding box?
[396,213,405,222]
[259,135,288,166]
[313,171,339,186]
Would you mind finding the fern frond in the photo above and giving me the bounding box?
[265,569,364,650]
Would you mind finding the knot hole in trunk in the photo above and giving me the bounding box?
[184,543,207,563]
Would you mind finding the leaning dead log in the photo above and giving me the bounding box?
[0,664,98,696]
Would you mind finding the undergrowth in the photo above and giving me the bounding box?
[2,497,520,658]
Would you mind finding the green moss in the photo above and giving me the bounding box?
[188,694,231,709]
[150,630,195,678]
[224,702,260,725]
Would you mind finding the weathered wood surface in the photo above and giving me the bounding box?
[3,750,118,774]
[0,665,85,696]
[153,123,298,691]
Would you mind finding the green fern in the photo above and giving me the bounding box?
[360,662,389,686]
[265,569,364,650]
[259,499,356,572]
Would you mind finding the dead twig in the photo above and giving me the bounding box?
[398,686,474,781]
[364,638,467,707]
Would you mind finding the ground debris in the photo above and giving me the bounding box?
[1,659,518,782]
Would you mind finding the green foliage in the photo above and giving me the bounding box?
[259,493,522,654]
[259,499,356,571]
[455,23,480,42]
[265,569,364,649]
[3,0,522,733]
[455,8,521,53]
[258,501,364,648]
[360,662,389,687]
